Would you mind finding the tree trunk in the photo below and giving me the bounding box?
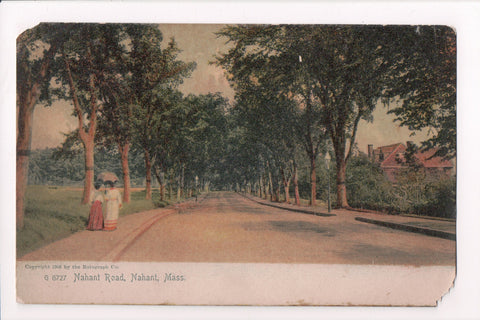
[275,182,281,202]
[119,142,131,203]
[176,167,182,200]
[82,139,95,204]
[16,42,58,229]
[310,156,317,206]
[293,161,300,205]
[281,168,291,203]
[284,180,291,204]
[159,172,165,201]
[336,157,349,207]
[177,177,181,200]
[181,164,185,197]
[153,165,165,202]
[263,175,268,199]
[144,149,152,200]
[64,50,98,205]
[16,100,35,229]
[268,170,274,201]
[155,166,166,201]
[258,181,261,197]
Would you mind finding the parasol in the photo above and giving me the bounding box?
[97,172,119,183]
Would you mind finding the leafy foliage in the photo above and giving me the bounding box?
[345,154,395,210]
[345,154,456,218]
[383,26,456,159]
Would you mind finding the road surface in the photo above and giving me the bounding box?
[20,192,455,265]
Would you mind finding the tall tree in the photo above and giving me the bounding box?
[180,93,230,195]
[146,88,185,201]
[96,69,134,203]
[215,25,326,206]
[232,88,303,203]
[126,25,195,200]
[16,23,67,228]
[57,24,127,204]
[296,26,388,208]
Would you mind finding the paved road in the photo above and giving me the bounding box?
[20,192,455,265]
[116,192,455,265]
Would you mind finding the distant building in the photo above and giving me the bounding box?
[367,142,454,182]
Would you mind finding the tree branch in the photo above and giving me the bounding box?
[63,50,87,142]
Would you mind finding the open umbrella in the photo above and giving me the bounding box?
[97,172,119,184]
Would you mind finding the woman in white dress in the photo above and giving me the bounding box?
[103,181,122,231]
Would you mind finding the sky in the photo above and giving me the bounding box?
[30,24,430,153]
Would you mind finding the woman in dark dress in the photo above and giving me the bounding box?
[87,181,104,231]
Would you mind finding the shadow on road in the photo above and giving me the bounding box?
[241,220,337,237]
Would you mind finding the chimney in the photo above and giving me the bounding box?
[368,144,373,161]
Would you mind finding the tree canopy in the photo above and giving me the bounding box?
[215,24,456,207]
[383,26,456,159]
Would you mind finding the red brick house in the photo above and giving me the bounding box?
[367,142,454,182]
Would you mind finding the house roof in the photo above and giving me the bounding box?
[378,143,406,168]
[373,142,454,169]
[415,148,454,168]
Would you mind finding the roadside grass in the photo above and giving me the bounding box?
[17,186,177,258]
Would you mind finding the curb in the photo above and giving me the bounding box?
[102,209,177,261]
[240,193,455,241]
[354,217,456,241]
[103,193,209,261]
[241,193,336,217]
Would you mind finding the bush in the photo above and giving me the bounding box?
[414,177,456,218]
[346,154,396,212]
[344,154,456,219]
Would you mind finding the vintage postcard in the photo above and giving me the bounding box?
[3,1,479,319]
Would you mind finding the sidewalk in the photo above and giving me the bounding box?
[243,194,456,241]
[19,194,208,261]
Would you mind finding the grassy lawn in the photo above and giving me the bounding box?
[17,185,177,258]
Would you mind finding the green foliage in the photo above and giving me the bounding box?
[346,154,396,211]
[420,177,456,218]
[179,93,230,184]
[17,23,71,107]
[392,169,456,218]
[216,25,327,198]
[29,146,144,186]
[217,25,439,207]
[344,154,456,218]
[383,26,456,159]
[29,148,84,185]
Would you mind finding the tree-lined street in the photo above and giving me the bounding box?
[17,24,456,265]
